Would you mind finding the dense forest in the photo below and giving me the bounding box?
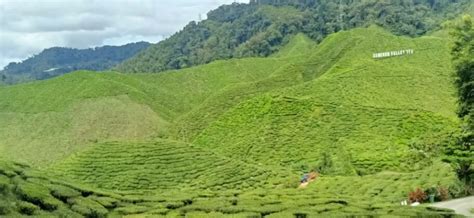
[116,0,472,73]
[0,42,150,84]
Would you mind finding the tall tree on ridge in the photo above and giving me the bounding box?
[445,15,474,193]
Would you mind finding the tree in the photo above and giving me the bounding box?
[452,15,474,119]
[314,151,333,174]
[442,129,473,191]
[447,15,474,193]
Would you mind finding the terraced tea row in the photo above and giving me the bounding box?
[51,140,295,191]
[194,95,457,175]
[0,161,459,217]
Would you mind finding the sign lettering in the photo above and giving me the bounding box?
[373,49,414,59]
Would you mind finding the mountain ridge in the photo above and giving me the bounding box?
[116,0,472,74]
[0,42,150,84]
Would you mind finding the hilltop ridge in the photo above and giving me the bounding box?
[116,0,472,73]
[0,42,150,84]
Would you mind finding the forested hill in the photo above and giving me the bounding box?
[0,42,150,84]
[116,0,472,73]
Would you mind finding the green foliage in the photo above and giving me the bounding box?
[0,161,114,217]
[117,0,472,73]
[68,197,108,217]
[14,181,62,211]
[442,128,473,189]
[0,42,150,84]
[17,201,39,215]
[315,151,333,175]
[89,196,119,209]
[452,15,474,118]
[448,15,474,191]
[115,205,150,215]
[0,200,11,215]
[49,184,82,201]
[0,175,10,193]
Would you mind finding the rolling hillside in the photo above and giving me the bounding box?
[0,26,467,216]
[192,27,459,176]
[0,56,288,166]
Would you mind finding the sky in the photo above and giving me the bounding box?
[0,0,249,69]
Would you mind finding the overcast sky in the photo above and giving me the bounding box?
[0,0,249,69]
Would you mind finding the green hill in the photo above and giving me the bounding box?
[116,0,471,74]
[192,27,459,176]
[0,57,287,166]
[0,26,467,216]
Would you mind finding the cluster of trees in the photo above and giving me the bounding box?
[0,42,150,84]
[117,0,472,73]
[445,15,473,192]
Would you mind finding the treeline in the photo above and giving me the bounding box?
[116,0,471,73]
[0,42,150,84]
[251,0,462,11]
[447,15,473,191]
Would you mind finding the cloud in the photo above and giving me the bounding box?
[0,0,249,69]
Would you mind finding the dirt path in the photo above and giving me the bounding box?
[430,196,474,217]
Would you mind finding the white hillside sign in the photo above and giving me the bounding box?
[373,49,414,59]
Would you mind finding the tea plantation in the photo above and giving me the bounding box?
[0,161,461,217]
[192,27,459,176]
[0,57,288,166]
[0,26,468,217]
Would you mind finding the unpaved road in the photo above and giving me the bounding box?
[430,196,474,217]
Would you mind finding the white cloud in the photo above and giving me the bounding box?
[0,0,249,69]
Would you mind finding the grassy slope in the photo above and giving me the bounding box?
[0,26,465,217]
[171,33,351,142]
[0,57,286,166]
[271,33,317,58]
[0,95,166,167]
[290,27,457,118]
[193,27,459,176]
